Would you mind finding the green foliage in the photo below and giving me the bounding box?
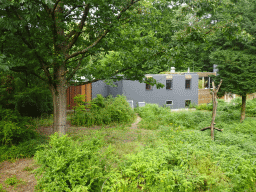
[198,79,204,89]
[0,107,39,146]
[0,184,7,192]
[135,104,211,130]
[33,101,256,191]
[245,98,256,117]
[14,86,53,117]
[72,95,136,127]
[0,137,47,162]
[211,50,256,97]
[0,71,15,110]
[194,103,213,111]
[34,132,112,192]
[4,175,26,187]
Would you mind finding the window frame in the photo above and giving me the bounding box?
[185,79,191,89]
[145,83,152,90]
[166,80,172,90]
[145,76,153,91]
[185,100,191,107]
[166,100,173,105]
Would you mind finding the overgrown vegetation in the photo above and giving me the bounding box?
[31,99,256,191]
[192,98,256,117]
[0,106,48,162]
[71,94,136,127]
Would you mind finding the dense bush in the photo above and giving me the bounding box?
[0,107,39,146]
[34,133,112,192]
[135,104,211,130]
[71,94,136,127]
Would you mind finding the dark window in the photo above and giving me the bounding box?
[204,77,209,88]
[185,100,191,107]
[209,77,213,88]
[185,79,191,89]
[146,83,152,90]
[166,100,173,105]
[166,80,172,89]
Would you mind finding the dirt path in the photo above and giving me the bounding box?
[0,115,142,192]
[130,114,142,129]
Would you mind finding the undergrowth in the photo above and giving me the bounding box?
[71,94,136,127]
[0,106,48,162]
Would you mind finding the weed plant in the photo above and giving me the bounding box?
[34,132,114,192]
[4,175,26,187]
[71,94,136,127]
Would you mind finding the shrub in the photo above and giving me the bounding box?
[34,133,111,191]
[195,103,213,111]
[0,107,39,146]
[136,104,211,130]
[71,94,136,127]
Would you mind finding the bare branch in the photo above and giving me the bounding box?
[216,79,222,92]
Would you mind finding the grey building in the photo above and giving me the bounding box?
[92,73,199,109]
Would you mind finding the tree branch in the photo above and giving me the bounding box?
[66,53,90,81]
[66,4,90,51]
[53,0,61,13]
[41,2,52,17]
[65,0,140,61]
[200,127,223,132]
[64,5,84,18]
[216,79,222,92]
[66,29,109,60]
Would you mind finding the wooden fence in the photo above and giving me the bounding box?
[67,83,92,110]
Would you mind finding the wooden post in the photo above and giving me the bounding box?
[201,79,223,140]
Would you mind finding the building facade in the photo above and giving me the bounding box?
[92,73,199,109]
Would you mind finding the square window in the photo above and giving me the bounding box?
[146,83,152,90]
[166,80,172,89]
[166,100,173,105]
[185,79,191,89]
[185,100,191,107]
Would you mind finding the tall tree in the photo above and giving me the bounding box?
[211,50,256,122]
[208,0,256,122]
[0,0,183,135]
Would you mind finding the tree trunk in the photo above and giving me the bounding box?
[240,95,246,122]
[50,65,68,136]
